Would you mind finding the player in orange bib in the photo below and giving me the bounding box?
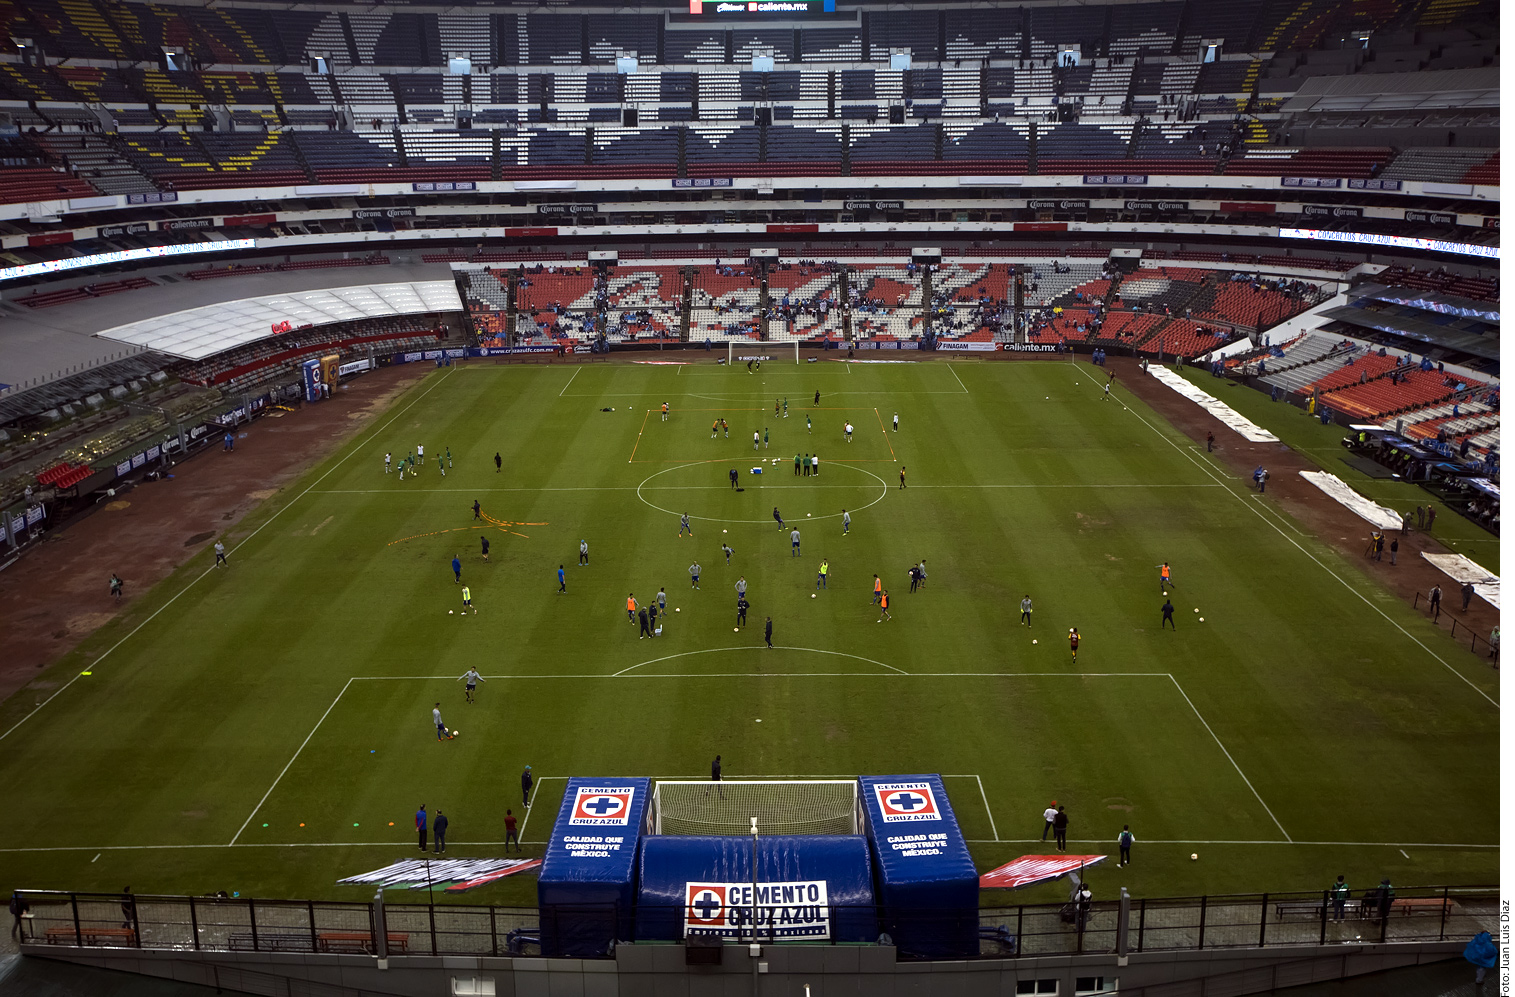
[661,401,669,421]
[626,593,638,623]
[877,590,891,622]
[1068,627,1080,663]
[1157,562,1173,593]
[872,574,883,604]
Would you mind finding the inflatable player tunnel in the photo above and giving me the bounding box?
[536,777,651,958]
[858,774,979,959]
[635,835,878,944]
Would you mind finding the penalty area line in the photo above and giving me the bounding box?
[229,678,354,846]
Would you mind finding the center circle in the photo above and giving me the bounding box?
[637,460,890,524]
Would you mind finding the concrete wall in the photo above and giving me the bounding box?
[21,938,1464,997]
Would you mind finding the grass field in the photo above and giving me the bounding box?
[0,357,1498,909]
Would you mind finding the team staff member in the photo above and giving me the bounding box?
[1052,805,1069,852]
[1161,599,1176,630]
[521,766,533,807]
[1041,802,1057,840]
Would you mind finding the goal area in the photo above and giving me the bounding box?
[651,780,862,836]
[727,340,800,366]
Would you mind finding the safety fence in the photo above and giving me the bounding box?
[16,886,1497,961]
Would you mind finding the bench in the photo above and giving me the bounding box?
[228,931,313,952]
[1275,900,1363,920]
[44,925,137,946]
[315,931,410,954]
[1389,897,1455,917]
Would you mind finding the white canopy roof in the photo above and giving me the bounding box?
[95,281,462,360]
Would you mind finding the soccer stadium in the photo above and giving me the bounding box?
[0,0,1501,993]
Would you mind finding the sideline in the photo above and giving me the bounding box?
[0,369,458,746]
[1081,362,1498,709]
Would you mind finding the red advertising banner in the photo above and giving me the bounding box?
[978,854,1107,889]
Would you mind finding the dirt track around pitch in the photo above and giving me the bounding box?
[1108,355,1499,677]
[0,365,430,707]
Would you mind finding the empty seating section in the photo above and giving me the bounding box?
[1024,264,1105,309]
[0,2,1502,209]
[1189,278,1317,330]
[1142,318,1232,356]
[1037,123,1133,175]
[767,264,844,341]
[1227,147,1393,178]
[1114,268,1208,315]
[690,266,760,340]
[1379,147,1487,183]
[1376,267,1498,302]
[17,277,154,308]
[850,265,920,340]
[1326,371,1484,421]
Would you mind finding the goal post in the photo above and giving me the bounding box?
[728,340,800,366]
[651,780,862,836]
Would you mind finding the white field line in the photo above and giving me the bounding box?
[974,774,999,841]
[947,362,969,394]
[1074,362,1498,710]
[558,367,581,396]
[1167,674,1291,842]
[0,369,458,747]
[612,647,908,677]
[228,678,354,846]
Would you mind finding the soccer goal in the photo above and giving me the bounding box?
[651,780,862,836]
[728,340,800,366]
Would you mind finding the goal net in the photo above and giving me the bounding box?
[728,340,800,366]
[651,780,861,836]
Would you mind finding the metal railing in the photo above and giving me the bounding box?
[17,886,1496,961]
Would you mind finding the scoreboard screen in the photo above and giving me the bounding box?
[690,0,837,14]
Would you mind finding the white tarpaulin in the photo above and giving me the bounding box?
[1421,553,1501,610]
[1146,366,1279,442]
[1298,471,1405,531]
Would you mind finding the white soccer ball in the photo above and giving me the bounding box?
[807,513,811,517]
[452,730,460,737]
[1032,639,1038,644]
[723,529,728,533]
[675,608,681,612]
[449,610,454,614]
[1045,396,1049,400]
[734,627,740,632]
[811,593,817,598]
[1199,617,1204,622]
[1194,608,1199,613]
[1191,853,1198,861]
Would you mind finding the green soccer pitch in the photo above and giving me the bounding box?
[0,357,1497,908]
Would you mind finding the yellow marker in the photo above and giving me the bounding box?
[81,671,92,676]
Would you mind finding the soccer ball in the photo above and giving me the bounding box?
[723,529,728,533]
[1032,639,1038,644]
[452,730,460,737]
[1194,608,1199,613]
[675,608,681,613]
[811,593,817,598]
[449,610,454,614]
[1199,617,1204,622]
[1191,853,1198,861]
[734,627,740,632]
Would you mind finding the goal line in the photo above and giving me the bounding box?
[651,779,861,836]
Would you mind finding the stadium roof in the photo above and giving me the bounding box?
[95,281,462,360]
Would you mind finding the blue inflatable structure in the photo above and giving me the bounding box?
[635,835,878,944]
[536,777,651,957]
[858,775,980,959]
